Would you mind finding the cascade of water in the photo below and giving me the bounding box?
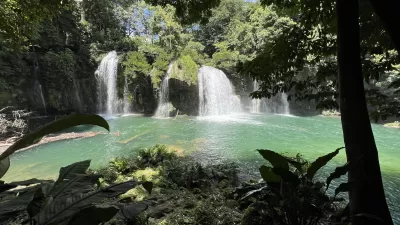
[250,80,290,115]
[95,51,119,115]
[72,78,83,113]
[123,75,131,114]
[264,92,290,114]
[281,92,290,115]
[38,83,47,116]
[155,63,173,117]
[32,47,47,115]
[198,66,241,116]
[33,80,47,115]
[251,81,261,113]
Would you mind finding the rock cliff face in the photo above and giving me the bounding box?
[168,78,199,116]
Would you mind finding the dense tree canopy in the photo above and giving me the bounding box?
[2,0,400,224]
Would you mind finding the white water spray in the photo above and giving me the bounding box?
[38,83,47,115]
[251,81,261,113]
[198,66,241,116]
[123,75,131,114]
[264,92,290,114]
[95,51,119,115]
[155,63,173,117]
[251,80,290,115]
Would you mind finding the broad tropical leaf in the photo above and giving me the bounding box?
[119,203,148,219]
[0,187,39,222]
[66,205,119,225]
[9,178,52,186]
[27,184,50,218]
[272,167,300,186]
[1,178,52,194]
[334,182,350,198]
[257,150,289,170]
[56,160,91,183]
[0,183,16,193]
[259,165,280,183]
[50,174,100,200]
[0,157,10,179]
[306,147,344,180]
[284,157,306,173]
[326,163,348,191]
[0,114,109,162]
[33,180,137,225]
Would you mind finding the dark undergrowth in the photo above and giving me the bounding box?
[89,145,348,225]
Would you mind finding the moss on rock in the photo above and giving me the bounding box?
[170,56,199,86]
[132,167,160,183]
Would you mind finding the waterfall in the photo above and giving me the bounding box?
[123,75,131,114]
[264,92,290,115]
[154,63,173,117]
[251,80,290,115]
[198,66,241,116]
[38,83,47,116]
[72,78,83,113]
[95,51,119,115]
[281,93,290,115]
[32,48,47,115]
[33,80,47,115]
[251,81,261,113]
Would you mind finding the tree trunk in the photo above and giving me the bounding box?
[336,0,393,224]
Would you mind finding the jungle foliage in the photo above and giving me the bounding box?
[3,0,400,120]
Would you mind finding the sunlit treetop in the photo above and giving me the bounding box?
[145,0,221,24]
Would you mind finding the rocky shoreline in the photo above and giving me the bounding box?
[0,131,103,154]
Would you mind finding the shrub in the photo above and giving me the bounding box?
[160,158,239,190]
[238,148,348,225]
[164,201,240,225]
[136,144,177,168]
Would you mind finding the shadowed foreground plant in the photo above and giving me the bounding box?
[240,148,349,225]
[0,160,153,225]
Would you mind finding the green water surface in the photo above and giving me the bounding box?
[3,114,400,222]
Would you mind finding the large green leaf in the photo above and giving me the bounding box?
[0,183,16,193]
[306,147,344,180]
[0,178,51,194]
[0,114,109,162]
[9,178,52,186]
[0,157,10,180]
[334,182,350,198]
[50,174,100,200]
[119,203,148,219]
[33,180,138,225]
[259,165,280,183]
[272,167,300,186]
[56,160,91,183]
[284,157,306,173]
[27,184,53,218]
[27,161,95,219]
[326,163,348,191]
[257,150,289,170]
[66,205,119,225]
[0,187,39,222]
